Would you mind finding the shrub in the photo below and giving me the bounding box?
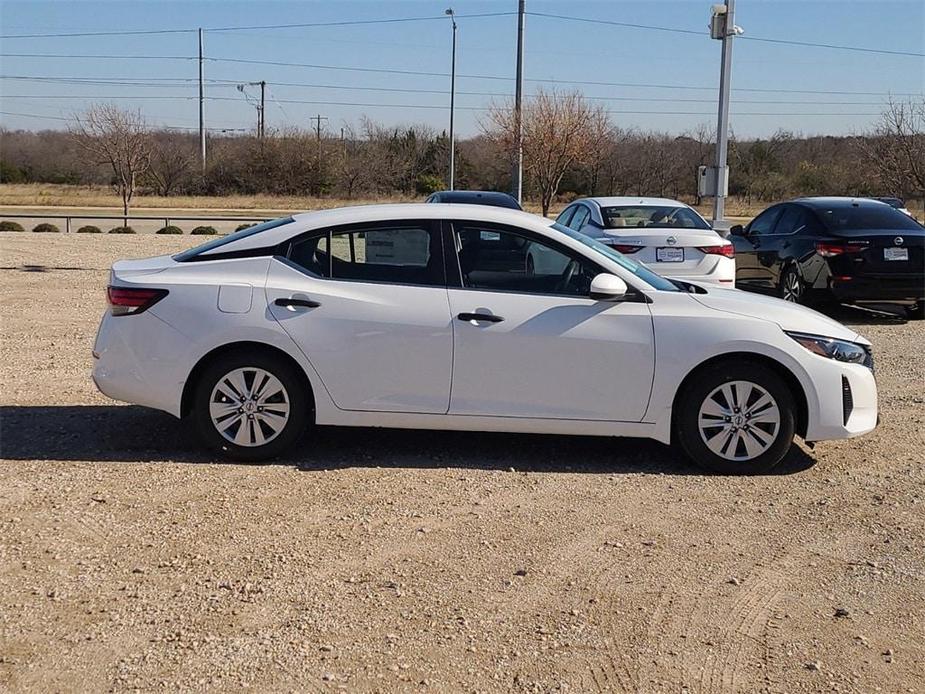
[32,223,60,233]
[0,220,25,232]
[235,223,256,232]
[76,225,102,234]
[108,226,136,234]
[156,225,183,235]
[190,225,218,235]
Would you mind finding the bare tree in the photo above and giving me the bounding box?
[146,132,195,196]
[70,104,152,222]
[857,98,925,198]
[483,88,610,215]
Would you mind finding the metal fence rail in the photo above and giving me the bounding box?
[0,212,274,233]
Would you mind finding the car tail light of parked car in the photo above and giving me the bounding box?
[610,244,643,254]
[107,286,168,316]
[697,244,735,258]
[814,241,868,257]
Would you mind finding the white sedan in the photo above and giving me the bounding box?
[92,204,877,474]
[547,196,735,285]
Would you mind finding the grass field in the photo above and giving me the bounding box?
[0,183,763,225]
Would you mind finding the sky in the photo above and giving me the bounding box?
[0,0,923,139]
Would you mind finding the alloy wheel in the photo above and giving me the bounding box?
[697,380,781,462]
[209,367,291,447]
[782,270,802,303]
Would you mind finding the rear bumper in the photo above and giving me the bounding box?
[649,257,735,285]
[828,274,924,302]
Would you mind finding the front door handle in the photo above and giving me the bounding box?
[274,297,321,309]
[457,312,504,323]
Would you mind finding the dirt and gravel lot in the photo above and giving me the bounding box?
[1,233,923,693]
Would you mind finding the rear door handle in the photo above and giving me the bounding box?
[274,297,321,309]
[457,312,504,323]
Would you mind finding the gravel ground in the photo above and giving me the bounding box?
[1,234,923,693]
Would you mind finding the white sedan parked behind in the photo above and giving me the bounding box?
[93,204,877,474]
[548,197,735,285]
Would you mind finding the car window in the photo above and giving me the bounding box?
[747,207,783,236]
[600,206,710,230]
[569,206,590,230]
[287,224,444,287]
[816,204,922,231]
[556,206,576,227]
[453,223,600,297]
[771,205,804,234]
[174,216,295,261]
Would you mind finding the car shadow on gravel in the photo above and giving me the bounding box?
[0,405,817,476]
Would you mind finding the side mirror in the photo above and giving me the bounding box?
[729,224,745,237]
[590,273,628,301]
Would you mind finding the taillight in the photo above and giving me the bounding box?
[610,244,642,254]
[106,286,168,316]
[697,244,735,258]
[815,241,868,257]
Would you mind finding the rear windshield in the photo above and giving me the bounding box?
[436,193,522,210]
[602,205,710,230]
[816,205,921,232]
[552,222,679,292]
[173,217,295,261]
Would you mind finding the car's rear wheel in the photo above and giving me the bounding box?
[676,362,796,474]
[193,350,308,461]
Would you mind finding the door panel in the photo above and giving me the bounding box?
[266,261,453,415]
[447,290,655,420]
[734,206,783,288]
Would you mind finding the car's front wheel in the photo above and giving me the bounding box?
[675,362,796,474]
[193,350,309,461]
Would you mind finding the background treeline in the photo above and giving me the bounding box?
[2,104,922,208]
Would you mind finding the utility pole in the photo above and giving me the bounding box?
[198,28,206,174]
[512,0,525,204]
[710,0,739,225]
[259,80,266,138]
[313,114,328,194]
[446,8,457,190]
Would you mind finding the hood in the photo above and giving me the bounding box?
[689,285,867,344]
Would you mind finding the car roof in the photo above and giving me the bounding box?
[792,196,892,209]
[430,190,521,208]
[573,197,691,209]
[196,204,552,257]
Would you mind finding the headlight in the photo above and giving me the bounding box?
[786,331,872,367]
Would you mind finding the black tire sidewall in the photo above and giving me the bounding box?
[676,362,796,475]
[192,350,308,461]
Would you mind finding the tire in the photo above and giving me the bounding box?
[906,302,925,320]
[192,349,309,461]
[778,266,805,304]
[675,361,796,475]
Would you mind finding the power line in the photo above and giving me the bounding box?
[3,66,922,101]
[0,12,514,39]
[0,110,249,130]
[527,10,925,58]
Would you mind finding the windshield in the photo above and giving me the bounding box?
[173,217,295,261]
[551,222,679,291]
[816,205,921,232]
[601,205,710,230]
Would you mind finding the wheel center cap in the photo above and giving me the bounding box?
[243,401,257,413]
[733,414,746,427]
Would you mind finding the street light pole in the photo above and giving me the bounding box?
[512,0,526,204]
[198,27,206,174]
[711,0,738,225]
[446,8,457,190]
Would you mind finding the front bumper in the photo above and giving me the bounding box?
[803,358,878,442]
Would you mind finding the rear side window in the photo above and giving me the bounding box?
[817,204,922,231]
[569,206,590,230]
[287,223,444,287]
[174,217,294,261]
[556,206,576,227]
[747,207,783,236]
